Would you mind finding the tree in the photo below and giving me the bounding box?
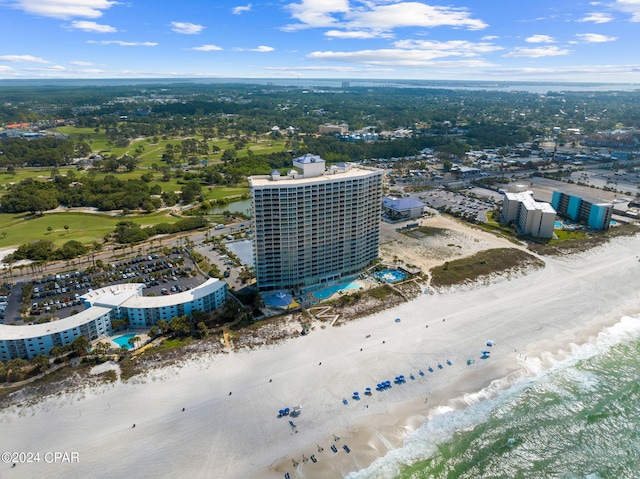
[93,342,110,361]
[7,358,29,381]
[64,224,70,234]
[32,354,50,373]
[72,336,90,357]
[47,226,52,234]
[169,315,190,336]
[197,321,209,338]
[50,345,70,360]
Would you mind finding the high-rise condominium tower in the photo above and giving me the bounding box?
[249,154,383,291]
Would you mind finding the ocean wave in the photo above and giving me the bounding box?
[346,314,640,479]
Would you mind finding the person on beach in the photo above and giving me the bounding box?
[132,424,136,428]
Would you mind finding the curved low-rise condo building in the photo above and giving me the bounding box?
[0,278,227,360]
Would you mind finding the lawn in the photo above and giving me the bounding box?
[56,125,287,166]
[0,210,181,249]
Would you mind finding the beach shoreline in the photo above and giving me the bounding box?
[1,234,640,479]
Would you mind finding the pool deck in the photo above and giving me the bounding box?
[102,330,150,351]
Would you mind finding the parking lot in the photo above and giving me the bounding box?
[414,188,498,221]
[3,250,208,326]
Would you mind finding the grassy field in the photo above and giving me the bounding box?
[429,247,545,288]
[0,166,249,199]
[56,125,287,168]
[0,210,181,249]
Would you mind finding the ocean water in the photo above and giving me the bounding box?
[348,315,640,479]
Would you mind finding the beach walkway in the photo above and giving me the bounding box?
[222,327,232,351]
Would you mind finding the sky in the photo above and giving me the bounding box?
[0,0,639,83]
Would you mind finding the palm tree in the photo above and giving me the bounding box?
[71,336,89,357]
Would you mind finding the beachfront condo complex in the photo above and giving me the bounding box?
[249,154,383,291]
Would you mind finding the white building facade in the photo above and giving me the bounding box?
[501,191,556,238]
[0,278,227,360]
[249,154,383,291]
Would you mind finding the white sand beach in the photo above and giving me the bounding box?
[1,233,640,479]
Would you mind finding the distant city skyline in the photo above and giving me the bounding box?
[1,1,639,83]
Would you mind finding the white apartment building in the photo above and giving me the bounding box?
[500,191,556,238]
[249,154,383,291]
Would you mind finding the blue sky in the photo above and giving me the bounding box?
[0,0,639,82]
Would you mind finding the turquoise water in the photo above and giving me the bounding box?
[554,221,563,228]
[375,269,408,283]
[112,333,136,349]
[346,316,640,479]
[313,281,363,300]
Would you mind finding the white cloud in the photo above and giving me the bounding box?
[171,22,204,34]
[284,0,349,30]
[612,0,640,21]
[308,48,495,67]
[68,21,117,33]
[250,45,274,52]
[345,2,488,31]
[234,45,275,52]
[575,33,617,42]
[525,34,556,43]
[393,39,503,56]
[503,46,571,58]
[481,35,499,40]
[69,60,94,66]
[7,0,118,19]
[0,54,49,63]
[284,0,487,33]
[0,65,15,72]
[192,44,223,51]
[577,12,614,23]
[232,4,252,15]
[324,29,393,39]
[87,40,158,46]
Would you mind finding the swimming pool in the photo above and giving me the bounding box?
[554,221,563,229]
[374,269,407,283]
[112,333,136,349]
[312,281,364,300]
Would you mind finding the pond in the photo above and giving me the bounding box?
[208,198,252,216]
